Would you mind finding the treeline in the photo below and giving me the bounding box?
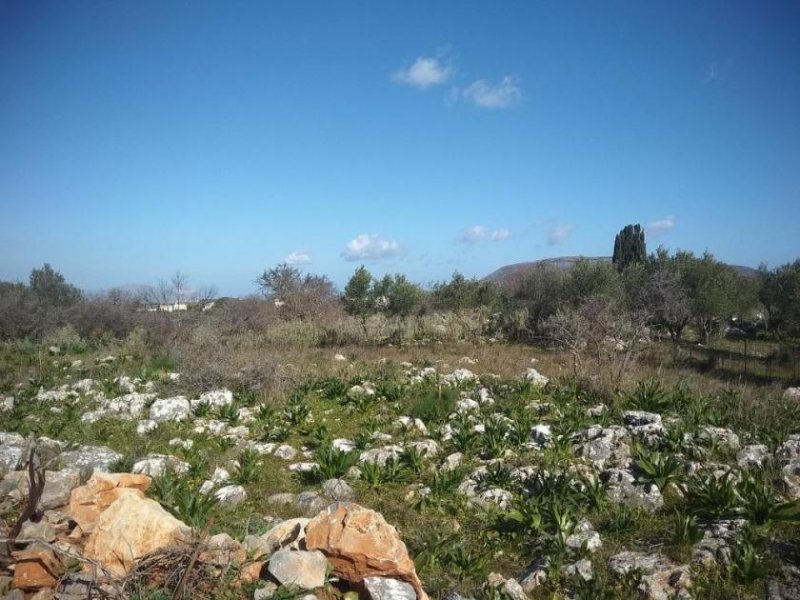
[1,252,799,348]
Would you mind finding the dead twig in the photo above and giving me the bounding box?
[4,446,46,556]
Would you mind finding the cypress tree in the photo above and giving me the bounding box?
[612,224,646,272]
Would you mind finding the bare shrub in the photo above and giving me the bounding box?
[543,294,649,382]
[170,324,286,395]
[66,292,141,341]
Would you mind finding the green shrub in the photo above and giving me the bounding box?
[406,383,458,425]
[43,324,86,353]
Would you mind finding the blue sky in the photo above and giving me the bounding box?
[2,1,799,296]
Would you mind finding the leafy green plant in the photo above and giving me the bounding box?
[251,403,290,442]
[626,380,670,413]
[150,471,217,530]
[474,462,516,493]
[354,421,378,450]
[444,545,490,580]
[108,455,136,473]
[215,401,240,425]
[400,445,428,476]
[429,467,465,498]
[577,474,609,512]
[688,471,740,518]
[449,417,477,455]
[505,497,543,535]
[671,510,703,546]
[572,573,618,600]
[307,422,332,448]
[605,506,636,535]
[479,416,510,459]
[231,449,261,485]
[528,470,581,508]
[312,445,359,481]
[633,446,685,490]
[283,393,310,425]
[379,456,407,484]
[317,376,347,400]
[373,379,405,403]
[737,473,800,526]
[727,529,767,584]
[358,461,383,489]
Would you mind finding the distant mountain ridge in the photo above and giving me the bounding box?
[483,256,758,288]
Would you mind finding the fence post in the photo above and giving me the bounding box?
[743,338,748,376]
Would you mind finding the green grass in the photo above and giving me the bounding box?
[1,335,798,600]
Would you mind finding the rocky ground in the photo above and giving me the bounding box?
[1,349,799,599]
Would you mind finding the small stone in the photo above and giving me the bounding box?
[253,518,310,557]
[19,519,56,543]
[132,454,190,478]
[37,470,80,510]
[268,549,328,590]
[519,558,549,593]
[566,520,602,553]
[360,445,403,466]
[697,426,740,452]
[59,446,122,481]
[12,544,63,591]
[322,478,355,501]
[441,452,463,471]
[502,578,528,600]
[274,444,297,460]
[363,576,417,600]
[736,444,770,469]
[254,582,278,600]
[524,368,549,386]
[149,396,191,422]
[783,387,800,401]
[297,490,329,515]
[136,419,158,435]
[266,492,297,505]
[214,484,247,507]
[564,559,593,581]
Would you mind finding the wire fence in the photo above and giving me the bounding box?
[679,339,800,385]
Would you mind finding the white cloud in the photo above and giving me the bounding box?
[392,57,453,89]
[285,250,311,265]
[342,234,400,261]
[462,76,521,108]
[547,224,572,246]
[647,215,677,236]
[457,225,512,244]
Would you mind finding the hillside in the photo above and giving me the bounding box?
[484,256,758,288]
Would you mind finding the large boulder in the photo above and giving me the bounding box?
[69,473,152,532]
[83,492,192,575]
[305,503,426,600]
